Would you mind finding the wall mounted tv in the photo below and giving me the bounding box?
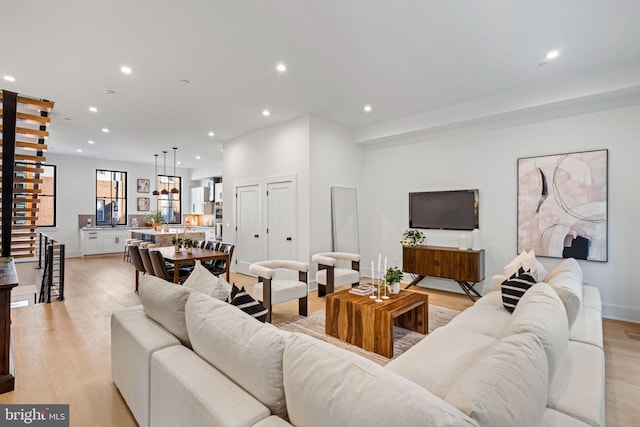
[409,189,479,231]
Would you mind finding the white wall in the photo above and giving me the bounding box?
[360,103,640,322]
[223,116,311,266]
[309,116,362,254]
[41,153,190,257]
[309,116,363,284]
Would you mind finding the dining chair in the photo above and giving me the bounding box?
[312,252,361,296]
[249,260,309,323]
[205,243,234,277]
[128,245,147,292]
[139,248,156,276]
[149,250,190,283]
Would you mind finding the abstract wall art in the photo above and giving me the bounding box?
[517,149,608,262]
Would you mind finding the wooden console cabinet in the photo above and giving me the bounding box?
[402,245,485,301]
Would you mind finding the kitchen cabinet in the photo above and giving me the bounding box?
[80,229,131,257]
[191,187,210,214]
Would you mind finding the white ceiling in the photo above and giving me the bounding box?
[2,0,640,168]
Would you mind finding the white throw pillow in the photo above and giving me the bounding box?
[183,260,231,301]
[138,275,191,347]
[504,250,548,281]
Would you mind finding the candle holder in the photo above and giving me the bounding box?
[381,280,389,300]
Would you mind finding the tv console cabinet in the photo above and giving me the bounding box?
[402,245,485,301]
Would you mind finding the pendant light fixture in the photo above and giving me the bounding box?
[161,151,169,195]
[152,154,160,196]
[171,147,179,194]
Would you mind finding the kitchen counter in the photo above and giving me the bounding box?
[130,228,205,246]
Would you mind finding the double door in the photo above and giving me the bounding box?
[235,176,297,276]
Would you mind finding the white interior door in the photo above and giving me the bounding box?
[235,183,262,275]
[267,179,296,261]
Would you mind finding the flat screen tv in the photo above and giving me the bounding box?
[409,189,479,230]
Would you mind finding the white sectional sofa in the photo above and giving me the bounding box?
[111,258,603,427]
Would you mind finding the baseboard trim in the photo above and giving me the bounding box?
[602,303,640,323]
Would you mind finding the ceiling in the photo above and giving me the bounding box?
[3,0,640,168]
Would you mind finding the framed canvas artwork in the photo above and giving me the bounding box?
[137,178,150,193]
[137,197,150,212]
[517,149,608,262]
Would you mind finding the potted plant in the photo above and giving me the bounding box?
[171,237,183,252]
[385,266,403,294]
[182,238,197,253]
[144,211,164,229]
[401,229,425,247]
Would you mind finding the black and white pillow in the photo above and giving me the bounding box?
[230,285,268,322]
[501,267,537,313]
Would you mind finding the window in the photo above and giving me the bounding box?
[96,170,127,226]
[36,164,56,227]
[156,175,181,223]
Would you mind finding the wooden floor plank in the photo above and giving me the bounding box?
[0,255,636,427]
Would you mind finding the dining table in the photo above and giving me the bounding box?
[153,246,230,284]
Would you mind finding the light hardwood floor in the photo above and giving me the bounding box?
[0,255,638,426]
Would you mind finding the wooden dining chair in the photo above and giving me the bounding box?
[149,250,190,283]
[128,245,147,292]
[139,248,156,276]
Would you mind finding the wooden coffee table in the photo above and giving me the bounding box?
[325,289,428,358]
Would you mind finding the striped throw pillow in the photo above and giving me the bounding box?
[501,267,537,313]
[231,286,268,322]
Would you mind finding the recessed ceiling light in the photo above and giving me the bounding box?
[89,106,98,113]
[77,149,83,152]
[88,140,95,144]
[262,109,271,117]
[363,104,372,113]
[102,128,109,133]
[276,63,287,72]
[196,155,201,160]
[545,50,560,60]
[120,65,132,74]
[208,131,215,137]
[3,75,15,82]
[177,161,183,165]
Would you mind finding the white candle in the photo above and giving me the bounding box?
[371,260,375,284]
[377,253,381,280]
[383,257,387,282]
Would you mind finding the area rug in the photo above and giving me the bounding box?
[276,305,460,365]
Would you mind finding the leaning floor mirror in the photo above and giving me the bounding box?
[331,186,360,254]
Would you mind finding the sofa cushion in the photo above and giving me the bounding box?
[111,305,181,427]
[582,285,602,312]
[185,292,289,419]
[504,283,568,381]
[283,333,477,427]
[386,326,497,398]
[138,275,191,347]
[182,260,231,301]
[150,345,270,427]
[543,409,592,427]
[544,258,583,327]
[445,333,548,427]
[231,286,268,322]
[501,267,537,312]
[253,416,294,427]
[447,292,511,338]
[569,306,603,349]
[548,341,605,427]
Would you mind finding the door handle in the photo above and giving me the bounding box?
[254,234,259,238]
[286,237,292,241]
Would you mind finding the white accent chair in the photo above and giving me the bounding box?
[249,260,309,323]
[312,252,360,297]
